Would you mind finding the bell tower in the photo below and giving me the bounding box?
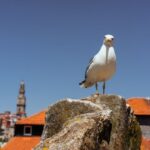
[16,81,26,117]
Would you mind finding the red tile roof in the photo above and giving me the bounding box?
[2,110,47,150]
[2,136,40,150]
[127,98,150,115]
[141,137,150,150]
[16,110,46,125]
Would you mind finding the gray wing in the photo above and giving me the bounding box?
[84,57,94,79]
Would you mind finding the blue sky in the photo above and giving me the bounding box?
[0,0,150,115]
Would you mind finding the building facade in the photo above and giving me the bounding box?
[0,81,27,147]
[2,110,46,150]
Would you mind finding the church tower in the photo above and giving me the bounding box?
[16,81,26,117]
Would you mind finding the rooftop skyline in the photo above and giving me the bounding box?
[0,0,150,115]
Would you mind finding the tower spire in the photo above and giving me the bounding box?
[16,81,26,117]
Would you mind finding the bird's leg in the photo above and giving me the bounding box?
[102,81,106,94]
[95,83,99,94]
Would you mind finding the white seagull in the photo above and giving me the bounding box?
[79,34,116,94]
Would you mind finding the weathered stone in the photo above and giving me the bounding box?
[34,94,141,150]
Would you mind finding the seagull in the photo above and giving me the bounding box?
[79,34,116,94]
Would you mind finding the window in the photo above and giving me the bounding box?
[24,126,32,136]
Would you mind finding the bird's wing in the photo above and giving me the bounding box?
[84,56,95,79]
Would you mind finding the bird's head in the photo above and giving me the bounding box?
[103,34,114,47]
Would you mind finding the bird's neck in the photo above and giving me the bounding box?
[100,44,110,64]
[100,44,110,52]
[103,44,112,49]
[105,46,109,64]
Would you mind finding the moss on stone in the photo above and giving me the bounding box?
[126,113,142,150]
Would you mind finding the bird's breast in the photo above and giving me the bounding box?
[88,47,116,82]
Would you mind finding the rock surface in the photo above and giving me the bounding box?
[34,94,141,150]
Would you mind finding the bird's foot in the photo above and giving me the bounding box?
[94,90,100,96]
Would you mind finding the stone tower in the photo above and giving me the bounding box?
[16,81,26,117]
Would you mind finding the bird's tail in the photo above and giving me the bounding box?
[79,80,86,88]
[79,80,94,88]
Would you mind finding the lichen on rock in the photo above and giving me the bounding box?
[34,94,141,150]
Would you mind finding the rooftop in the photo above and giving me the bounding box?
[141,137,150,150]
[127,97,150,115]
[2,136,40,150]
[16,110,46,125]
